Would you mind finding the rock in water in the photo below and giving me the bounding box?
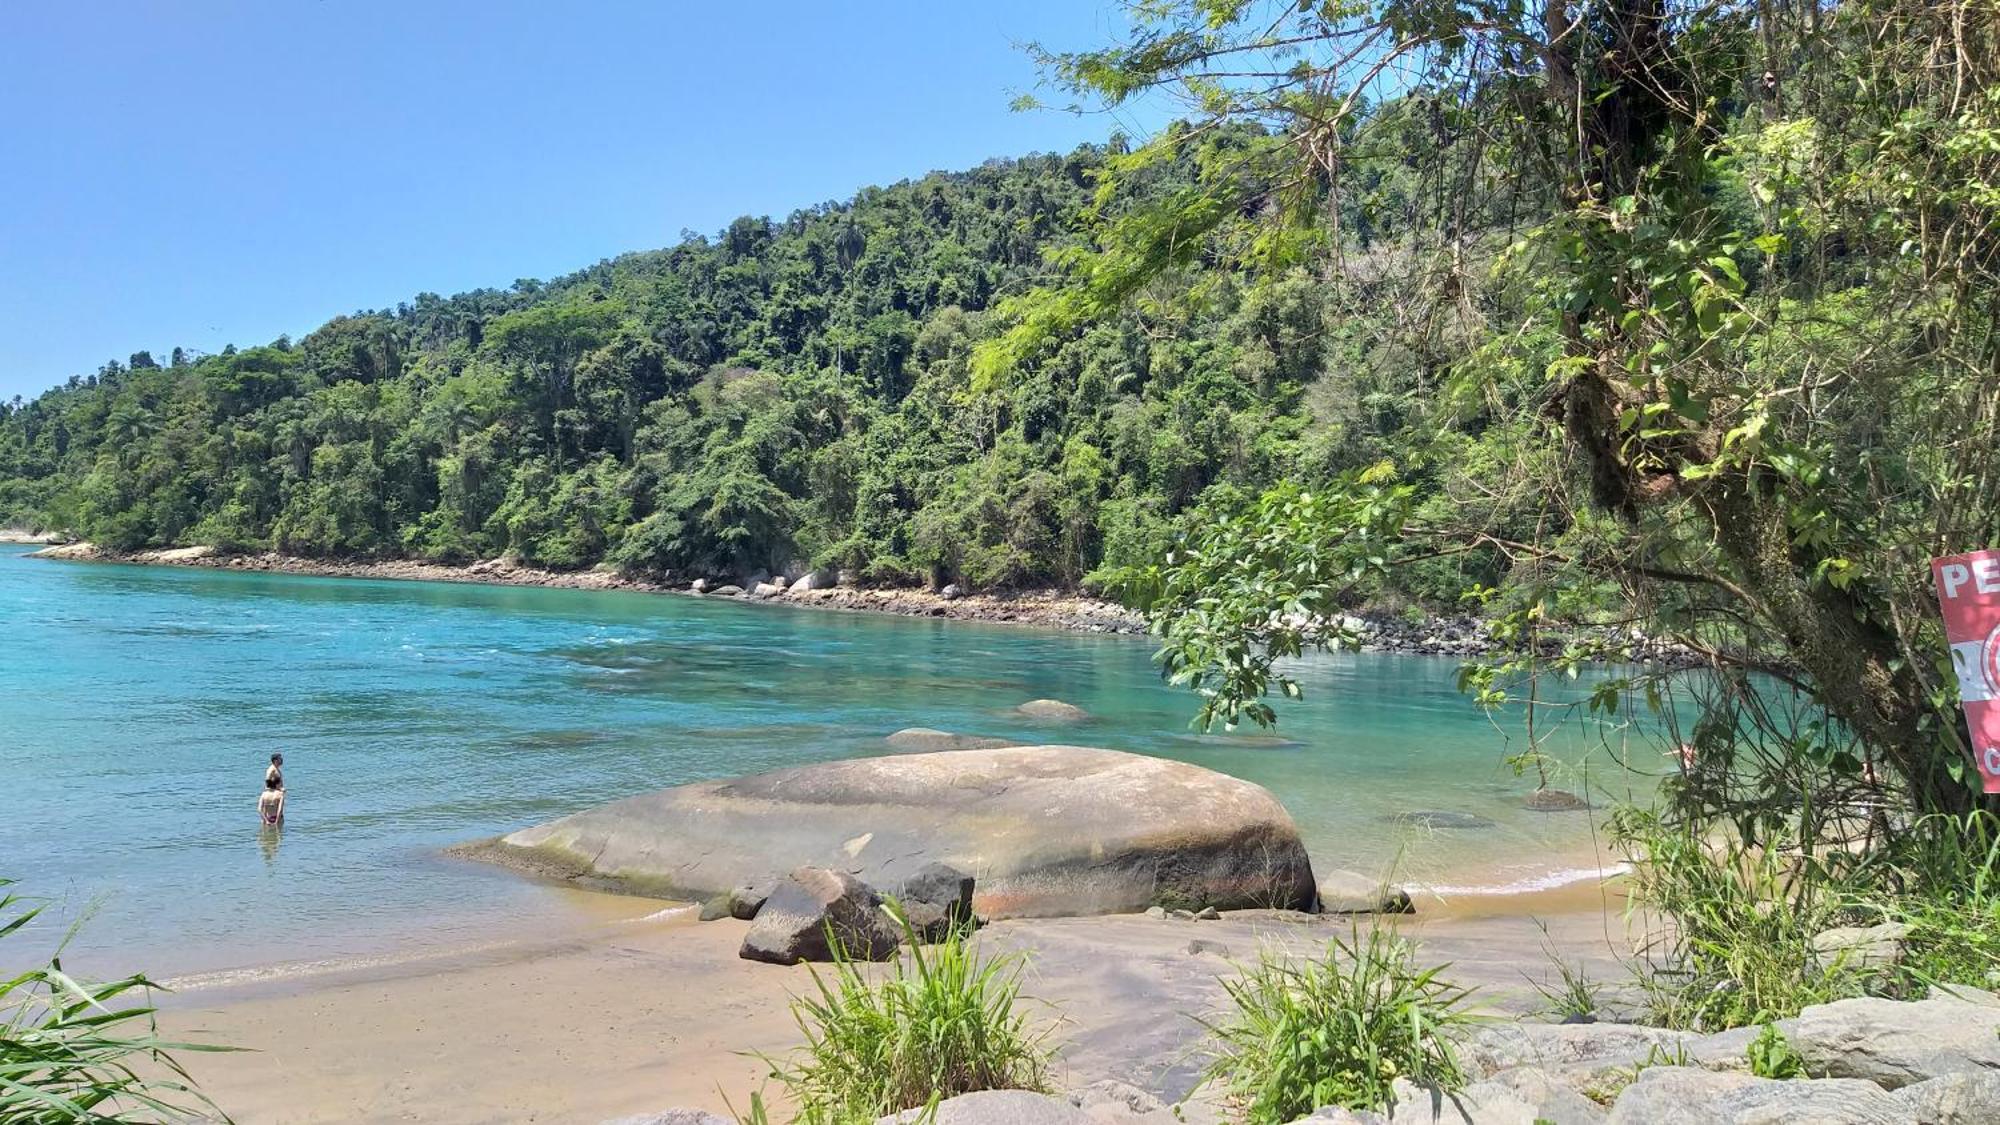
[884,727,1020,752]
[740,866,901,965]
[1524,788,1590,812]
[1015,698,1089,722]
[1387,810,1496,830]
[466,744,1316,917]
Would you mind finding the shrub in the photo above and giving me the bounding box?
[762,903,1052,1125]
[1615,809,1868,1030]
[1202,927,1475,1122]
[0,879,231,1122]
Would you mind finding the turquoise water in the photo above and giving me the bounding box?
[0,549,1651,975]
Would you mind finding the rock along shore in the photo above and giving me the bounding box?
[22,541,1698,660]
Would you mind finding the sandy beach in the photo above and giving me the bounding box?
[155,881,1633,1125]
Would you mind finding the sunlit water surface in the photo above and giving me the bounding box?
[0,549,1658,974]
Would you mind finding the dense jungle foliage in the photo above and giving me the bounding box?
[0,139,1454,598]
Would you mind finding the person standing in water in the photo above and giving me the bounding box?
[258,775,286,825]
[265,752,284,788]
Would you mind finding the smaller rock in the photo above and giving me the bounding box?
[1168,908,1197,921]
[740,866,901,965]
[1187,939,1232,957]
[896,862,976,932]
[710,584,745,597]
[698,895,732,922]
[939,583,966,600]
[1524,788,1590,812]
[1316,870,1415,915]
[1388,810,1496,830]
[878,1089,1093,1125]
[726,881,770,921]
[1015,698,1089,722]
[1143,906,1167,919]
[884,727,1019,752]
[689,578,709,593]
[789,572,821,595]
[1193,905,1221,921]
[1603,1066,1907,1125]
[1811,922,1911,971]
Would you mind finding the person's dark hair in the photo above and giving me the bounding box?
[271,753,284,765]
[266,776,282,790]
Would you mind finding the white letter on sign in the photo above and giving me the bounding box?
[1941,563,1971,598]
[1978,558,2000,594]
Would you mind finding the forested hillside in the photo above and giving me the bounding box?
[0,136,1451,595]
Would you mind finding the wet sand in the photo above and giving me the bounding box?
[157,883,1636,1125]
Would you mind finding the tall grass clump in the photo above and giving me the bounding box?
[1,879,231,1123]
[1201,927,1475,1123]
[1615,810,1866,1030]
[1855,812,2000,990]
[761,903,1051,1125]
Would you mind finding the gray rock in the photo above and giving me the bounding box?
[471,745,1317,918]
[749,581,785,599]
[940,583,966,600]
[697,894,732,921]
[1193,905,1221,921]
[1474,1066,1609,1124]
[1603,1066,1911,1124]
[1168,909,1197,921]
[1782,994,2000,1089]
[1015,699,1089,722]
[710,584,745,597]
[884,727,1020,752]
[739,866,901,965]
[689,578,709,593]
[1927,984,2000,1008]
[1387,811,1497,830]
[1066,1080,1178,1125]
[896,862,976,931]
[1187,939,1231,956]
[601,1110,734,1125]
[1524,788,1590,812]
[1462,1022,1700,1079]
[1810,923,1911,971]
[1316,869,1414,914]
[726,881,770,921]
[788,571,821,595]
[1143,906,1167,919]
[1892,1071,2000,1124]
[1388,1076,1547,1124]
[877,1090,1093,1125]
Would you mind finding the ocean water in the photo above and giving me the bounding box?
[0,548,1657,975]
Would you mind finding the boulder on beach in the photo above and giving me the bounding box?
[465,744,1317,918]
[1316,869,1414,914]
[884,727,1021,753]
[740,866,901,964]
[1015,698,1089,722]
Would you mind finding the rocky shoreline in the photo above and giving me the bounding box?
[20,541,1698,662]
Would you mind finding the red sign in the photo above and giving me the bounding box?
[1932,550,2000,794]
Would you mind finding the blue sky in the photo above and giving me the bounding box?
[0,1,1152,402]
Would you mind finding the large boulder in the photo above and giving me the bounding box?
[739,866,901,964]
[1390,1072,1605,1124]
[878,1091,1089,1125]
[1603,1067,1909,1124]
[1780,994,2000,1089]
[465,745,1316,917]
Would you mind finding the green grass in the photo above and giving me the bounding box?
[1200,926,1476,1123]
[760,901,1052,1125]
[1745,1023,1805,1079]
[1,879,232,1123]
